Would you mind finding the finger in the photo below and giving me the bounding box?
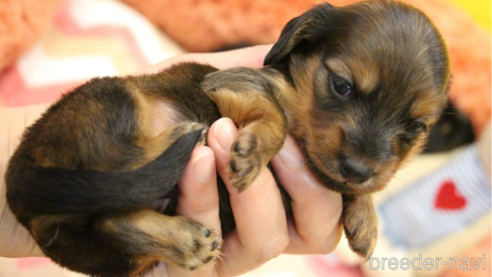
[142,45,273,74]
[166,146,221,277]
[177,146,220,231]
[207,118,289,276]
[271,136,343,255]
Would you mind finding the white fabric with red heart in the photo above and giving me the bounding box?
[378,144,490,250]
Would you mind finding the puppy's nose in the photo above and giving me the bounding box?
[340,158,373,184]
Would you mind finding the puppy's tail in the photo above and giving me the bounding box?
[6,128,204,217]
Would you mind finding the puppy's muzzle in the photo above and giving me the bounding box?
[339,157,374,184]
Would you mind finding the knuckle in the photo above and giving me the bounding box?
[256,247,282,263]
[315,241,337,255]
[256,235,289,263]
[305,227,343,255]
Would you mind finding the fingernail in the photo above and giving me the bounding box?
[275,137,305,169]
[214,118,236,151]
[192,151,214,184]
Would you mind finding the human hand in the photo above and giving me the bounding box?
[161,118,343,277]
[156,117,343,277]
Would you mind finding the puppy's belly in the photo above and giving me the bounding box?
[141,99,181,138]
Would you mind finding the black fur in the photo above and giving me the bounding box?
[264,3,337,65]
[6,128,205,218]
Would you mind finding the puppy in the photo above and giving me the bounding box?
[5,1,450,276]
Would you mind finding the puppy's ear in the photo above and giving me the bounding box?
[264,3,336,66]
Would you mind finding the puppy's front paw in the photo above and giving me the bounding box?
[228,131,263,192]
[170,217,222,270]
[342,194,378,260]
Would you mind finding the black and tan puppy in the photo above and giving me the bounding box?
[6,1,450,276]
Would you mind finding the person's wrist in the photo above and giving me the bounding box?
[0,105,50,257]
[141,45,273,75]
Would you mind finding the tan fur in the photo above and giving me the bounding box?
[97,209,221,272]
[344,58,380,94]
[325,59,354,88]
[342,193,379,259]
[131,121,207,170]
[208,89,287,191]
[279,56,319,140]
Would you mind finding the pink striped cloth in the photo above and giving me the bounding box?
[0,0,182,108]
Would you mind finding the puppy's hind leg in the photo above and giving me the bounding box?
[131,122,208,170]
[95,209,222,276]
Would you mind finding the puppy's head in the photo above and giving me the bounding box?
[266,0,450,193]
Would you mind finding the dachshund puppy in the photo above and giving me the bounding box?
[6,1,450,276]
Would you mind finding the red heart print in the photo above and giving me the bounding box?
[435,181,467,210]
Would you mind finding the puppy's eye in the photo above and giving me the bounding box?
[406,122,426,136]
[332,75,352,97]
